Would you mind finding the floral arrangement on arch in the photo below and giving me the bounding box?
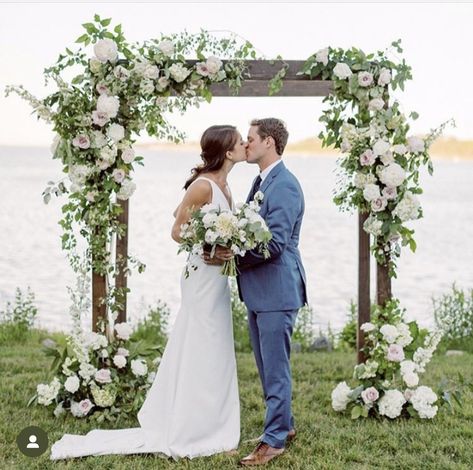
[331,299,443,420]
[300,41,453,276]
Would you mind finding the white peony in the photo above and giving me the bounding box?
[143,64,160,80]
[378,389,406,418]
[333,62,352,80]
[372,139,390,156]
[96,95,120,118]
[378,68,392,86]
[113,354,127,369]
[205,56,223,75]
[380,324,398,343]
[64,375,80,394]
[107,123,125,143]
[358,71,374,87]
[157,39,175,56]
[331,381,352,411]
[403,372,419,388]
[94,39,118,63]
[169,63,191,83]
[363,183,381,202]
[379,163,406,187]
[131,359,148,377]
[115,322,133,340]
[315,47,329,66]
[407,136,425,153]
[410,386,438,419]
[368,98,385,111]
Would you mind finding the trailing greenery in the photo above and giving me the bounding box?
[0,287,38,344]
[1,331,473,469]
[434,284,473,353]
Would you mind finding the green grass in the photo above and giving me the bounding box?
[1,329,473,470]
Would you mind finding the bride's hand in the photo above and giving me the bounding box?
[202,246,234,265]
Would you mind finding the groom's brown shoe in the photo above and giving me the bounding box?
[239,442,285,466]
[286,428,296,444]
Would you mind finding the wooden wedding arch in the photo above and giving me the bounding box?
[98,59,391,363]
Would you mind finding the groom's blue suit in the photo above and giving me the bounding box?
[237,160,307,449]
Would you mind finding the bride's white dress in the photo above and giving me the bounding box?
[50,177,240,460]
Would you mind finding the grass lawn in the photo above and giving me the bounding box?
[1,329,472,470]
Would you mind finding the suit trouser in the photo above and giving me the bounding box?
[247,309,298,448]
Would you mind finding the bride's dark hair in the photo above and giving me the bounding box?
[184,125,239,190]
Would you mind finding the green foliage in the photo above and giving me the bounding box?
[292,304,317,351]
[230,279,251,353]
[0,287,38,344]
[337,300,357,351]
[130,300,170,350]
[434,284,473,353]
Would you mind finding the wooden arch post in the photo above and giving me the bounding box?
[105,60,376,360]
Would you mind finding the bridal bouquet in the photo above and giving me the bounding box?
[178,191,272,277]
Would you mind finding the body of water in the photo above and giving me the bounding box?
[1,146,472,333]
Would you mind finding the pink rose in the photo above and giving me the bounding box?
[371,197,388,212]
[94,368,112,384]
[92,110,110,127]
[387,344,405,362]
[96,83,110,95]
[79,399,94,415]
[113,169,126,183]
[382,186,397,200]
[359,149,375,166]
[361,386,379,404]
[196,62,210,77]
[358,71,373,87]
[72,134,91,150]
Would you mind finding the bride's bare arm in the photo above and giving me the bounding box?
[171,180,211,243]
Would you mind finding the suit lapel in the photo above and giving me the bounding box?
[260,161,285,193]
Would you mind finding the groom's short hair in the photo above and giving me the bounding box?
[250,118,288,156]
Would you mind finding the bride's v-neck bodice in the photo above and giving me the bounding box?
[195,176,233,210]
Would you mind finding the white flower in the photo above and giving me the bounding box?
[89,57,102,74]
[363,183,381,202]
[379,163,406,187]
[359,149,376,166]
[92,110,110,127]
[53,402,65,417]
[410,386,438,419]
[70,399,93,417]
[378,68,392,86]
[355,360,379,379]
[205,56,223,75]
[64,375,80,394]
[117,347,129,357]
[361,387,379,404]
[202,212,218,228]
[117,178,136,200]
[94,368,112,384]
[69,164,91,187]
[254,191,264,203]
[363,216,383,236]
[396,323,413,347]
[72,134,91,150]
[131,359,148,377]
[96,82,110,95]
[37,377,61,406]
[113,354,127,369]
[407,136,425,153]
[140,79,155,95]
[387,343,405,362]
[392,191,420,222]
[315,47,329,66]
[121,147,135,164]
[156,76,170,92]
[78,363,97,382]
[92,130,107,148]
[360,322,376,332]
[403,372,419,388]
[378,389,406,418]
[196,62,210,77]
[147,371,156,384]
[380,324,398,343]
[392,144,407,155]
[100,348,109,359]
[373,139,390,156]
[98,146,117,170]
[400,360,417,375]
[331,381,352,411]
[115,322,133,340]
[96,95,120,118]
[358,71,374,87]
[169,63,191,83]
[107,123,125,143]
[380,152,395,165]
[113,65,130,81]
[369,98,385,111]
[143,64,160,80]
[205,229,218,244]
[94,39,118,63]
[382,186,397,201]
[371,197,388,212]
[333,62,352,80]
[157,39,175,56]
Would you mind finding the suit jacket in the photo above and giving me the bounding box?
[236,161,307,312]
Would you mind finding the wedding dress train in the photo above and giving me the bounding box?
[50,177,240,460]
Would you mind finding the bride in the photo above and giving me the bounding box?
[50,125,248,460]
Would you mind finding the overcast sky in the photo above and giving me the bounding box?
[1,2,472,146]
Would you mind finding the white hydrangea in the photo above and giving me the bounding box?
[392,191,420,222]
[117,178,137,200]
[83,331,108,350]
[113,354,127,369]
[379,163,406,187]
[69,164,92,187]
[380,324,398,343]
[355,360,379,379]
[378,389,406,418]
[37,377,61,406]
[78,362,97,383]
[400,360,417,376]
[331,381,352,411]
[396,323,413,347]
[363,215,383,236]
[409,386,438,419]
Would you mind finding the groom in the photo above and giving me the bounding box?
[236,118,307,466]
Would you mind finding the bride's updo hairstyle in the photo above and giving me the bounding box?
[184,125,239,190]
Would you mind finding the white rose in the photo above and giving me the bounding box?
[143,64,160,80]
[112,168,126,183]
[206,56,223,75]
[392,144,407,155]
[117,347,129,357]
[368,98,385,111]
[113,354,127,369]
[372,139,390,156]
[403,372,419,388]
[131,359,148,377]
[96,95,120,118]
[363,183,381,202]
[382,186,397,201]
[107,123,125,143]
[360,322,376,332]
[121,148,135,164]
[386,343,405,362]
[358,71,374,87]
[315,47,329,66]
[361,386,379,405]
[378,68,392,86]
[64,375,80,393]
[157,39,175,56]
[331,381,352,411]
[89,57,102,74]
[94,39,118,63]
[333,62,352,80]
[92,110,110,127]
[94,368,112,384]
[72,134,91,150]
[379,163,406,188]
[115,322,133,340]
[156,76,170,92]
[407,136,425,153]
